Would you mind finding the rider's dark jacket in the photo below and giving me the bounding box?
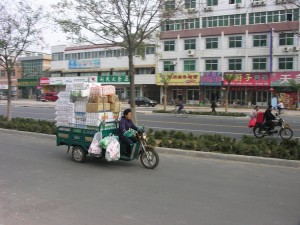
[119,116,137,135]
[264,109,276,122]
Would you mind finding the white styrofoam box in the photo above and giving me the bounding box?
[57,99,70,105]
[72,82,90,90]
[75,101,87,112]
[58,91,70,98]
[80,89,90,97]
[101,85,116,95]
[55,122,69,127]
[68,118,76,124]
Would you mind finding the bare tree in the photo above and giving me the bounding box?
[0,1,44,121]
[159,72,174,111]
[223,74,237,113]
[52,0,184,124]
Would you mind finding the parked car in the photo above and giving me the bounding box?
[40,92,58,102]
[128,97,158,107]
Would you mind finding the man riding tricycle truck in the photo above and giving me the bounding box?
[55,83,159,169]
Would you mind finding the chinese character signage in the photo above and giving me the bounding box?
[223,72,270,86]
[270,72,300,86]
[18,79,38,87]
[156,73,200,86]
[68,59,100,69]
[97,75,130,84]
[49,77,90,85]
[200,72,222,86]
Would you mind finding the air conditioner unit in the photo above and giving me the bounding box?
[260,1,266,5]
[293,46,300,51]
[236,3,242,8]
[172,61,177,65]
[188,8,197,13]
[276,0,286,3]
[283,47,290,52]
[204,6,213,11]
[187,49,195,56]
[251,1,260,6]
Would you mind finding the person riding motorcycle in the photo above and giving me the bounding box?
[119,109,143,155]
[264,105,276,132]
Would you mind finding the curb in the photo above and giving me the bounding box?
[1,128,300,168]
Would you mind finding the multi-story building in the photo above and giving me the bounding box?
[48,44,159,101]
[158,0,300,107]
[18,53,52,99]
[0,63,21,99]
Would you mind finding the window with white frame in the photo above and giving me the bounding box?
[164,61,175,71]
[185,0,196,8]
[184,60,196,71]
[165,0,175,10]
[146,46,155,54]
[184,39,196,50]
[229,36,242,48]
[279,57,293,69]
[228,59,242,70]
[207,0,218,6]
[52,53,64,61]
[205,59,218,71]
[253,58,267,70]
[0,70,5,77]
[206,38,218,49]
[279,33,294,46]
[164,40,175,51]
[253,35,267,47]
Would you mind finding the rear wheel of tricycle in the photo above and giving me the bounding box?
[253,126,264,138]
[140,146,159,169]
[72,146,86,163]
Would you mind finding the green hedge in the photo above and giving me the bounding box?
[147,129,300,160]
[153,110,246,117]
[0,116,56,135]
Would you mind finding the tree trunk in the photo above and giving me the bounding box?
[225,84,230,113]
[297,89,300,109]
[128,49,137,124]
[163,85,167,111]
[6,73,12,121]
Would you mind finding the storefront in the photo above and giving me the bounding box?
[17,78,39,99]
[156,72,201,104]
[200,72,222,104]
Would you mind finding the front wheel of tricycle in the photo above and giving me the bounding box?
[140,147,159,169]
[72,146,86,163]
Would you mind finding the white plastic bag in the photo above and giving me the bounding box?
[88,132,102,157]
[105,138,120,161]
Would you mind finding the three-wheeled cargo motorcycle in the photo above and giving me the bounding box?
[56,122,159,169]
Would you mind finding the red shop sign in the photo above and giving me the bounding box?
[223,72,270,86]
[40,77,50,86]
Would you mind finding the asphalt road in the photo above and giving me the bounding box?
[0,132,300,225]
[0,105,300,139]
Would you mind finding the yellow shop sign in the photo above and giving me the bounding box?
[156,73,200,86]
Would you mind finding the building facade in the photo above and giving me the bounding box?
[158,0,300,107]
[18,54,52,99]
[49,44,159,101]
[0,63,21,99]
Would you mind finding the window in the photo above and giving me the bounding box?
[164,40,175,51]
[205,59,218,71]
[206,38,218,49]
[165,0,175,10]
[162,18,200,31]
[253,58,267,70]
[0,70,5,77]
[279,58,293,69]
[229,0,241,4]
[249,9,300,24]
[184,39,196,50]
[185,0,196,8]
[164,61,175,72]
[52,53,64,61]
[99,51,106,58]
[184,60,196,71]
[106,50,113,57]
[229,59,242,70]
[146,46,155,54]
[279,33,294,46]
[229,36,242,48]
[207,0,218,6]
[202,14,246,28]
[253,35,267,47]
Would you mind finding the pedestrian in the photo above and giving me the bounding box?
[250,105,260,119]
[277,101,284,115]
[211,101,217,113]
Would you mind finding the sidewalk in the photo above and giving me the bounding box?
[1,99,300,116]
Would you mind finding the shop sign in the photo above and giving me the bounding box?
[0,84,8,89]
[223,72,270,86]
[68,59,100,69]
[200,72,222,86]
[270,72,300,86]
[49,77,90,85]
[156,73,200,86]
[98,75,130,84]
[18,79,38,87]
[40,77,50,86]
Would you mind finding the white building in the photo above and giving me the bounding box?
[158,0,300,107]
[49,44,160,101]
